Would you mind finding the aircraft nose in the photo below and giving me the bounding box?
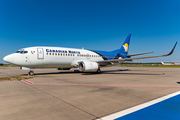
[3,55,14,64]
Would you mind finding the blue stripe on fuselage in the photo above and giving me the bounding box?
[90,50,130,60]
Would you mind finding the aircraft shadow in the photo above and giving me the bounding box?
[82,69,161,75]
[21,70,81,76]
[21,69,161,76]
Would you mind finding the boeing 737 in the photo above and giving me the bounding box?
[3,34,177,76]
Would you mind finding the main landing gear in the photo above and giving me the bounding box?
[96,69,101,74]
[28,71,34,76]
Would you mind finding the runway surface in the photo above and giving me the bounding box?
[0,67,180,120]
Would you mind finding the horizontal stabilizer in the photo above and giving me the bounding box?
[127,52,153,57]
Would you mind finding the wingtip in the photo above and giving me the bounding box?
[166,42,178,56]
[173,42,178,49]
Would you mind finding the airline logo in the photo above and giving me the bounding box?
[46,49,80,54]
[123,43,129,52]
[31,51,35,54]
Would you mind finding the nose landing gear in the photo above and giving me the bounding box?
[28,71,34,76]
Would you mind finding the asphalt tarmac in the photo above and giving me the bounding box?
[0,67,180,120]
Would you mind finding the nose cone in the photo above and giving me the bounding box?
[3,54,14,64]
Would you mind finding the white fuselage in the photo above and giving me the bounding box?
[4,47,104,68]
[4,34,177,73]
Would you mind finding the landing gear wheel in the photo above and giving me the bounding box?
[28,71,34,76]
[96,69,101,74]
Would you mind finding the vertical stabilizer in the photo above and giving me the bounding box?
[119,34,131,54]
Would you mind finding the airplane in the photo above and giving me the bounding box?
[3,34,177,76]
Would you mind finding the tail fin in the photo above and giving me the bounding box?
[111,34,131,54]
[119,34,131,54]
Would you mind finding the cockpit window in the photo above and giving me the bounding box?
[16,51,20,53]
[16,50,28,54]
[20,51,24,54]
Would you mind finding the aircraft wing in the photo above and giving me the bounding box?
[127,52,153,57]
[97,42,178,64]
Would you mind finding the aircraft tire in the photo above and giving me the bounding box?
[96,69,101,74]
[29,71,34,76]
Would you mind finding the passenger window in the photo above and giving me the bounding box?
[52,53,54,55]
[49,53,51,55]
[46,53,48,55]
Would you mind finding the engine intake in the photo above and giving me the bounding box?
[78,61,99,72]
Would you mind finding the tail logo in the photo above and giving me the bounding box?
[123,43,129,52]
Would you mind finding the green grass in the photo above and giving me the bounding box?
[120,64,180,68]
[0,65,18,67]
[140,65,180,68]
[0,76,33,81]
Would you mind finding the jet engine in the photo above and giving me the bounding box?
[78,61,99,72]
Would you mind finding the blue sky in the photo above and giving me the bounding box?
[0,0,180,64]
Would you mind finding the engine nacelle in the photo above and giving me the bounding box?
[78,61,99,72]
[20,67,32,71]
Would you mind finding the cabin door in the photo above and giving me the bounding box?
[37,48,44,59]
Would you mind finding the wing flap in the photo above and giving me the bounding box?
[127,52,153,57]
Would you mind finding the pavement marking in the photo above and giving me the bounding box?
[21,79,33,84]
[97,91,180,120]
[21,80,180,88]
